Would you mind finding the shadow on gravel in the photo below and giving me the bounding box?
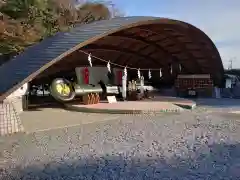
[2,143,240,179]
[196,98,240,109]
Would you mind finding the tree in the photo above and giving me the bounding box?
[0,12,42,53]
[0,0,124,54]
[0,0,52,54]
[77,2,112,23]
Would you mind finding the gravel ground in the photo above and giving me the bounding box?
[1,105,240,179]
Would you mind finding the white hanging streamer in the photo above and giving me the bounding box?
[179,64,182,72]
[148,69,152,79]
[107,61,111,72]
[88,53,92,67]
[124,66,127,77]
[160,68,162,77]
[170,65,173,74]
[137,68,141,79]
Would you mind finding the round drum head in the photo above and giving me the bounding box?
[55,83,71,96]
[50,78,75,102]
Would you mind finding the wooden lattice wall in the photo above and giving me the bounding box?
[0,99,24,136]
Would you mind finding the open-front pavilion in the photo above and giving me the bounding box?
[0,16,224,101]
[0,16,224,135]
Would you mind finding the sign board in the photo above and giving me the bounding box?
[107,96,117,103]
[188,90,196,96]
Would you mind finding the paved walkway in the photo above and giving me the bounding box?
[195,98,240,112]
[19,98,240,134]
[20,108,120,133]
[18,96,196,133]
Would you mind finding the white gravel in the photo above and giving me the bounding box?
[1,106,240,179]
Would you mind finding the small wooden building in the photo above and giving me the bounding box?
[175,74,214,97]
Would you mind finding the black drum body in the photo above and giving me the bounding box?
[49,78,104,103]
[49,78,121,103]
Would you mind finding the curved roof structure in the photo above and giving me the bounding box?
[0,16,224,100]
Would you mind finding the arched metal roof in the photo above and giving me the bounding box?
[0,16,224,100]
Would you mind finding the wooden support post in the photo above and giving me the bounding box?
[95,93,100,104]
[82,94,90,105]
[89,93,93,104]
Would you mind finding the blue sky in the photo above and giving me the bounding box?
[110,0,240,68]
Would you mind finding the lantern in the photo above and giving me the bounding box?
[82,67,89,84]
